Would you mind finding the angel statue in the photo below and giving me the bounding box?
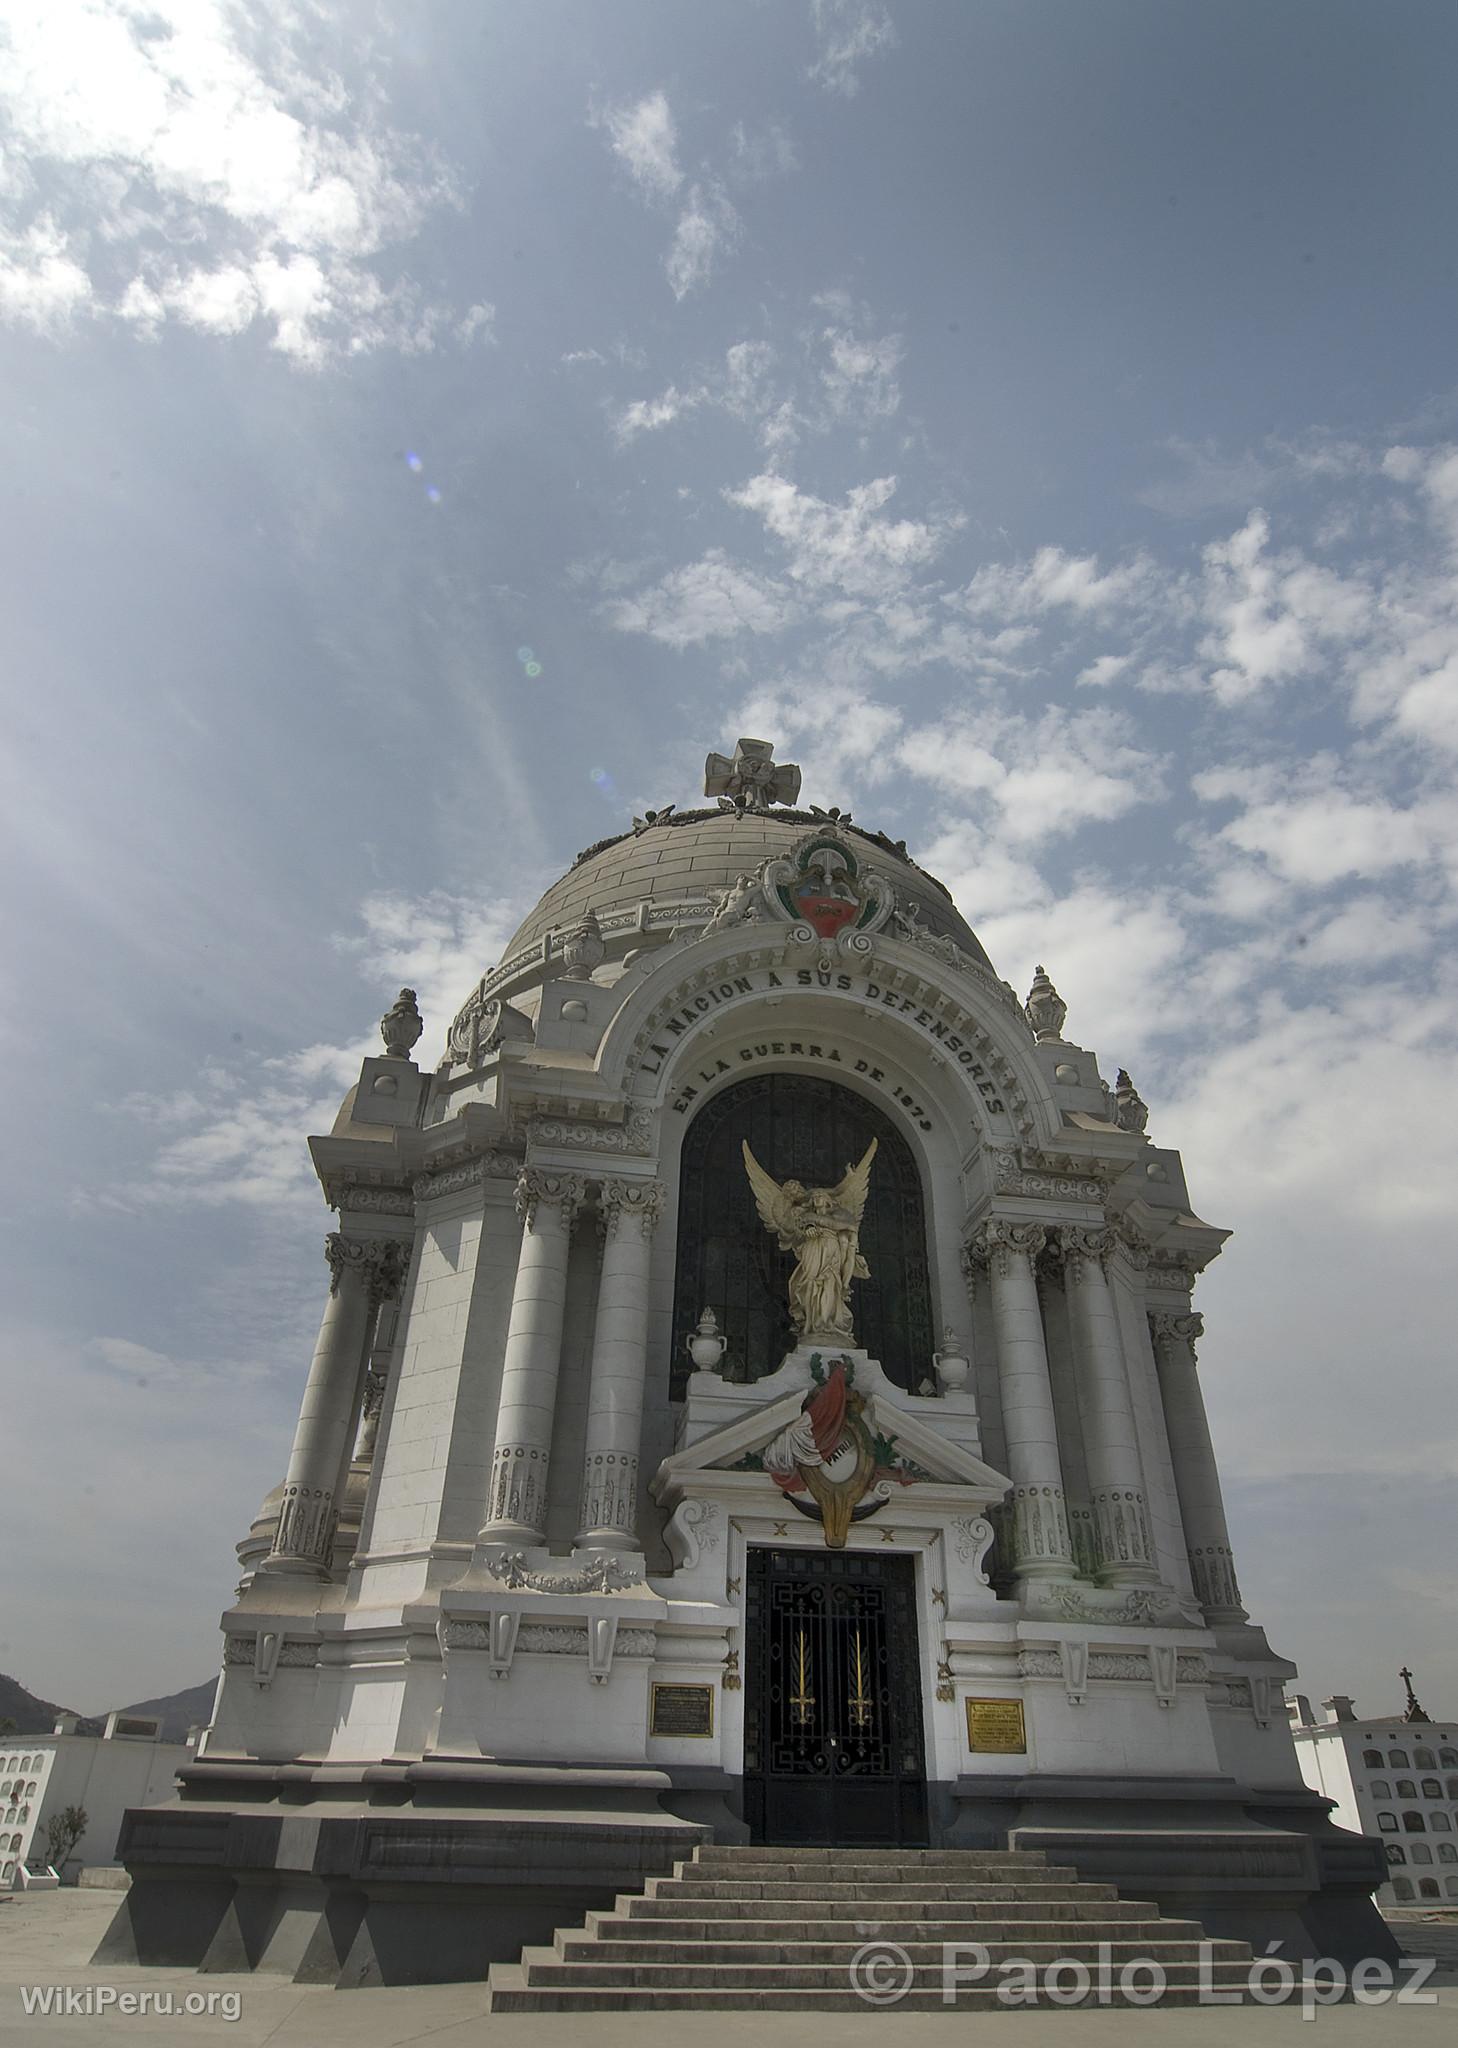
[742,1138,878,1345]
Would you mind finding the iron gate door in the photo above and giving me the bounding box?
[743,1547,928,1847]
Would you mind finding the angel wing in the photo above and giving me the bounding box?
[741,1142,801,1249]
[830,1138,878,1225]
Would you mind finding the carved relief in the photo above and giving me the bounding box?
[964,1216,1048,1285]
[480,1548,644,1594]
[599,1176,667,1241]
[514,1169,587,1231]
[324,1233,409,1307]
[577,1452,639,1539]
[529,1108,655,1154]
[412,1153,523,1202]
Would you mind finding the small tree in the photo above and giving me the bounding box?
[43,1805,87,1874]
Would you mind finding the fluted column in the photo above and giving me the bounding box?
[1057,1226,1157,1583]
[965,1219,1076,1579]
[576,1178,665,1550]
[1150,1312,1247,1621]
[479,1169,586,1544]
[266,1234,406,1574]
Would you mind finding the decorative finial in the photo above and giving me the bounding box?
[704,736,802,813]
[1024,964,1068,1043]
[1399,1665,1430,1723]
[380,988,423,1061]
[560,908,606,981]
[1114,1067,1149,1134]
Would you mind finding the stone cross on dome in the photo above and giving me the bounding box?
[704,736,802,812]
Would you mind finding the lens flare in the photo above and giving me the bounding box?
[524,660,542,676]
[517,645,535,664]
[426,485,442,503]
[405,452,423,472]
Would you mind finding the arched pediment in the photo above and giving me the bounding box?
[595,927,1054,1144]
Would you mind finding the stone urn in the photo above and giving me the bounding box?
[380,987,424,1060]
[686,1307,727,1374]
[932,1328,971,1394]
[1024,964,1068,1044]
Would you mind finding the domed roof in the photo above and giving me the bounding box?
[503,806,993,970]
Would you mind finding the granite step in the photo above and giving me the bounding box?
[646,1879,1119,1902]
[482,1843,1256,2013]
[689,1847,1053,1868]
[485,1977,1255,2012]
[517,1953,1258,1988]
[554,1937,1253,1967]
[589,1900,1187,1933]
[616,1894,1156,1923]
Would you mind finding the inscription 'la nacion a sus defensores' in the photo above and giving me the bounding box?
[635,968,1008,1124]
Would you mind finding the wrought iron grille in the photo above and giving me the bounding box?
[670,1072,932,1394]
[743,1548,927,1846]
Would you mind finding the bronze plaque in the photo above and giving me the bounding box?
[650,1683,715,1738]
[965,1697,1026,1754]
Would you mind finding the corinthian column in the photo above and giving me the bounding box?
[479,1169,586,1545]
[965,1218,1076,1579]
[266,1234,407,1574]
[1057,1226,1157,1584]
[1150,1312,1247,1621]
[576,1178,665,1550]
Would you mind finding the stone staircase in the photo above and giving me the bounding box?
[484,1844,1255,2010]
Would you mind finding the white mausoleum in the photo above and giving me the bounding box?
[101,738,1392,1984]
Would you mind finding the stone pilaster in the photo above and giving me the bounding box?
[1150,1311,1247,1621]
[266,1234,407,1574]
[1055,1225,1157,1584]
[964,1218,1076,1580]
[575,1177,666,1549]
[479,1169,586,1545]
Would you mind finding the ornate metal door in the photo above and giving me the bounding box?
[743,1547,928,1846]
[672,1072,932,1395]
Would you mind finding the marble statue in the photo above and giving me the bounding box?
[741,1138,878,1343]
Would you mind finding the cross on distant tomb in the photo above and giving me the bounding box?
[704,736,802,812]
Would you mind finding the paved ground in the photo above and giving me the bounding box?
[1,1890,1454,2046]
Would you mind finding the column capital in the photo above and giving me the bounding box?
[515,1168,587,1230]
[599,1176,667,1241]
[1052,1223,1115,1280]
[965,1216,1047,1281]
[1150,1310,1204,1353]
[325,1232,409,1305]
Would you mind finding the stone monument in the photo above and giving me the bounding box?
[97,734,1393,1985]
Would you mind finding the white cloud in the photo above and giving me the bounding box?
[665,180,741,299]
[1198,511,1371,704]
[977,882,1190,1061]
[600,89,682,200]
[0,1,475,362]
[956,544,1155,620]
[0,214,92,330]
[1076,653,1132,689]
[897,705,1166,845]
[1207,783,1440,888]
[603,549,795,648]
[728,119,799,183]
[102,890,530,1214]
[817,319,902,424]
[612,383,701,445]
[726,471,960,598]
[808,0,898,98]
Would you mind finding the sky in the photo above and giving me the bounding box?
[1,0,1455,1724]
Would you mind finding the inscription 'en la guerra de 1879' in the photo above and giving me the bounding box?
[638,968,1008,1125]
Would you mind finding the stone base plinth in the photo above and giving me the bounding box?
[94,1763,706,1988]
